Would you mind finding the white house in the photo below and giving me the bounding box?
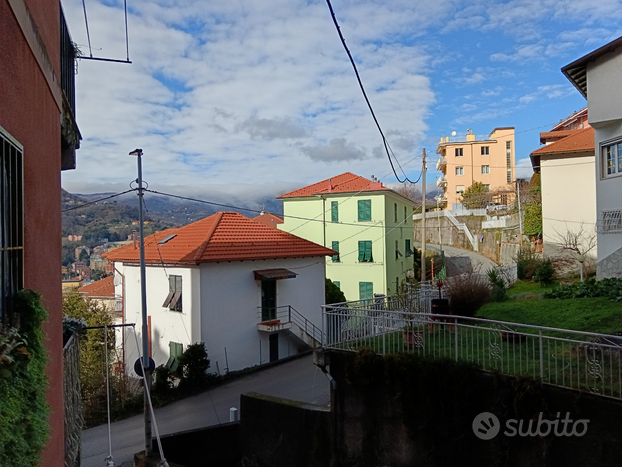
[563,36,622,278]
[103,211,335,375]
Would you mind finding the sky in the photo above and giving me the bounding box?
[61,0,622,209]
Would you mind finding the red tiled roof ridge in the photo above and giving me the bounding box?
[78,275,114,298]
[531,127,594,156]
[193,211,223,263]
[277,172,392,199]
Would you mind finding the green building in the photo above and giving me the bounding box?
[278,172,416,302]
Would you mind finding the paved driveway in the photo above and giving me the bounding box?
[81,354,330,467]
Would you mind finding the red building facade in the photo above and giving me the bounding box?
[1,0,80,464]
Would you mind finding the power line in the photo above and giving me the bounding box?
[324,0,417,184]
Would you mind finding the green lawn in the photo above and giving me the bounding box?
[477,280,622,335]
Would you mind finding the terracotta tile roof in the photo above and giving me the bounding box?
[79,276,115,298]
[539,129,582,144]
[277,172,390,198]
[252,213,284,228]
[531,127,594,156]
[103,212,335,265]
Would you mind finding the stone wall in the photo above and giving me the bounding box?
[597,245,622,279]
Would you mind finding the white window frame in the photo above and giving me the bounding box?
[481,165,490,174]
[481,146,489,155]
[455,166,464,176]
[456,185,465,195]
[455,148,463,157]
[601,139,622,179]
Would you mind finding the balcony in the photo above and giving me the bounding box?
[436,175,447,188]
[436,157,446,171]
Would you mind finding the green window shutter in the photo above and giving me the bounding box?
[359,282,373,300]
[358,241,365,261]
[358,199,371,221]
[332,241,340,262]
[364,241,372,261]
[334,281,340,289]
[405,239,412,257]
[331,201,339,222]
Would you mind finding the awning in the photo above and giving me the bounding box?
[253,268,298,281]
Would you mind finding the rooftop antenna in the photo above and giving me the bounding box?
[77,0,132,64]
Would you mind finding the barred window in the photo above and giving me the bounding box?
[598,210,622,234]
[0,127,24,326]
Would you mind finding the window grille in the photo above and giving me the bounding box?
[0,127,24,327]
[597,210,622,234]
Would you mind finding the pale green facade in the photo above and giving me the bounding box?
[279,190,415,302]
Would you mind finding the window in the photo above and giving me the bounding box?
[358,241,373,262]
[394,203,398,223]
[405,239,414,257]
[455,167,464,176]
[331,201,339,222]
[506,141,512,183]
[481,165,490,174]
[333,281,340,289]
[331,241,340,262]
[483,184,490,191]
[602,141,622,178]
[481,146,489,155]
[598,210,622,234]
[395,240,402,259]
[404,206,407,221]
[165,341,183,373]
[162,275,183,312]
[359,282,373,301]
[0,128,24,326]
[357,199,371,221]
[455,148,463,157]
[456,185,465,194]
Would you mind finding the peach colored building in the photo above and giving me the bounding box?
[435,128,516,209]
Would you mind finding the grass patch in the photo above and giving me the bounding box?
[507,279,557,296]
[477,296,622,334]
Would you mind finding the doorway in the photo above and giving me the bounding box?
[261,279,276,321]
[269,333,279,362]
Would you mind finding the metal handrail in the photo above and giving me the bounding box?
[257,305,325,345]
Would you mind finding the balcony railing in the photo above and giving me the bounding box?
[257,305,324,345]
[322,306,622,401]
[436,176,447,188]
[436,157,446,171]
[60,7,75,117]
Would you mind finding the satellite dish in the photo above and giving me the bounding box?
[113,274,122,286]
[451,131,457,137]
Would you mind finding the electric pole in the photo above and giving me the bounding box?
[421,149,426,282]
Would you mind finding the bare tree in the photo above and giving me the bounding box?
[392,182,421,202]
[553,224,597,256]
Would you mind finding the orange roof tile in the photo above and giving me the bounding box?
[539,129,582,144]
[252,213,284,228]
[79,276,115,298]
[277,172,390,199]
[531,127,594,156]
[103,212,335,265]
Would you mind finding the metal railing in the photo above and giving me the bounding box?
[322,306,622,400]
[258,305,325,345]
[63,332,83,467]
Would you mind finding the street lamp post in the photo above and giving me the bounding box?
[577,255,585,282]
[434,194,442,252]
[129,148,152,457]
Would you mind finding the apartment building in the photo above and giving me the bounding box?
[436,128,516,209]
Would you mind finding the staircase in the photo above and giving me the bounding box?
[257,305,324,349]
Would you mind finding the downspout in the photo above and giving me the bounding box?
[108,260,126,373]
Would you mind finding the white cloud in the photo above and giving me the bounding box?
[301,138,370,163]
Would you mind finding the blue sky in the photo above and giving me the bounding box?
[61,0,622,207]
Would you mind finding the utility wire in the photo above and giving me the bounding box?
[324,0,417,184]
[61,189,135,212]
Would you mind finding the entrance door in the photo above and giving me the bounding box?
[261,279,276,321]
[269,333,279,362]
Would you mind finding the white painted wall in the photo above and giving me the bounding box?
[586,47,622,276]
[200,257,326,372]
[114,256,326,375]
[540,152,596,256]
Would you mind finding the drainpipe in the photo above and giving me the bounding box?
[108,260,126,374]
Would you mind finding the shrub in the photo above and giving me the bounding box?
[152,365,175,396]
[445,270,490,317]
[487,269,507,302]
[533,260,555,286]
[325,278,346,304]
[515,249,541,280]
[178,343,211,391]
[544,277,622,300]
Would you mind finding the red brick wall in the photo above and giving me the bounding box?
[0,0,64,465]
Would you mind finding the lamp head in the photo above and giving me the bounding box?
[129,148,143,156]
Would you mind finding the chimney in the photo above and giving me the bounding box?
[132,230,137,249]
[466,129,475,142]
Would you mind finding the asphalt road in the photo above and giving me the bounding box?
[415,242,498,275]
[81,353,330,467]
